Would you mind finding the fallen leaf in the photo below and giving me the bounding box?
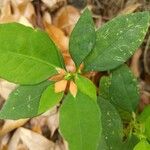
[0,80,16,100]
[8,127,55,150]
[120,3,141,15]
[0,119,28,136]
[47,111,59,136]
[53,5,80,35]
[130,49,142,78]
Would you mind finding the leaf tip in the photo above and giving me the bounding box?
[69,81,77,97]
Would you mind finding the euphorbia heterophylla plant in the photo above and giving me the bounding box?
[0,8,149,150]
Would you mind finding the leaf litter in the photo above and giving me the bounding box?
[0,0,149,149]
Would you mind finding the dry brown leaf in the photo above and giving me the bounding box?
[47,112,59,137]
[53,5,80,35]
[0,119,28,136]
[54,140,68,150]
[120,3,141,15]
[0,80,16,100]
[42,0,66,11]
[18,16,33,27]
[44,23,69,53]
[0,133,10,150]
[130,49,142,78]
[55,80,67,93]
[0,0,20,23]
[43,11,52,24]
[44,23,76,72]
[69,81,77,97]
[8,127,55,150]
[21,2,35,21]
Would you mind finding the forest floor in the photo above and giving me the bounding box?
[0,0,150,149]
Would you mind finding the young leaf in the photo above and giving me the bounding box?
[0,23,64,84]
[69,9,96,67]
[84,11,150,71]
[0,81,63,119]
[75,74,97,100]
[98,97,123,150]
[133,140,150,150]
[59,92,101,150]
[109,65,139,112]
[38,83,63,114]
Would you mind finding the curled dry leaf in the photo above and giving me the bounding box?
[55,80,68,93]
[139,90,150,111]
[44,23,76,72]
[8,127,55,150]
[54,140,68,150]
[0,133,10,150]
[0,0,20,23]
[53,5,80,35]
[120,3,141,15]
[18,16,33,27]
[0,119,28,136]
[69,81,77,97]
[42,0,66,11]
[43,11,52,24]
[0,80,16,100]
[0,0,35,26]
[21,2,35,22]
[130,49,142,78]
[47,111,59,137]
[44,23,69,53]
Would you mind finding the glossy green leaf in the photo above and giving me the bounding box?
[60,92,101,150]
[0,23,64,84]
[134,140,150,150]
[98,96,123,150]
[109,65,139,112]
[38,84,63,114]
[84,11,150,71]
[75,74,97,100]
[0,81,63,119]
[69,9,96,67]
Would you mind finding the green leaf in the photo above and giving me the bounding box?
[109,65,139,112]
[38,84,63,114]
[138,106,150,140]
[123,135,139,150]
[138,105,150,122]
[75,74,97,100]
[134,140,150,150]
[0,81,63,119]
[99,76,111,99]
[69,9,96,67]
[144,117,150,140]
[84,11,150,71]
[98,96,123,150]
[0,23,64,84]
[60,92,101,150]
